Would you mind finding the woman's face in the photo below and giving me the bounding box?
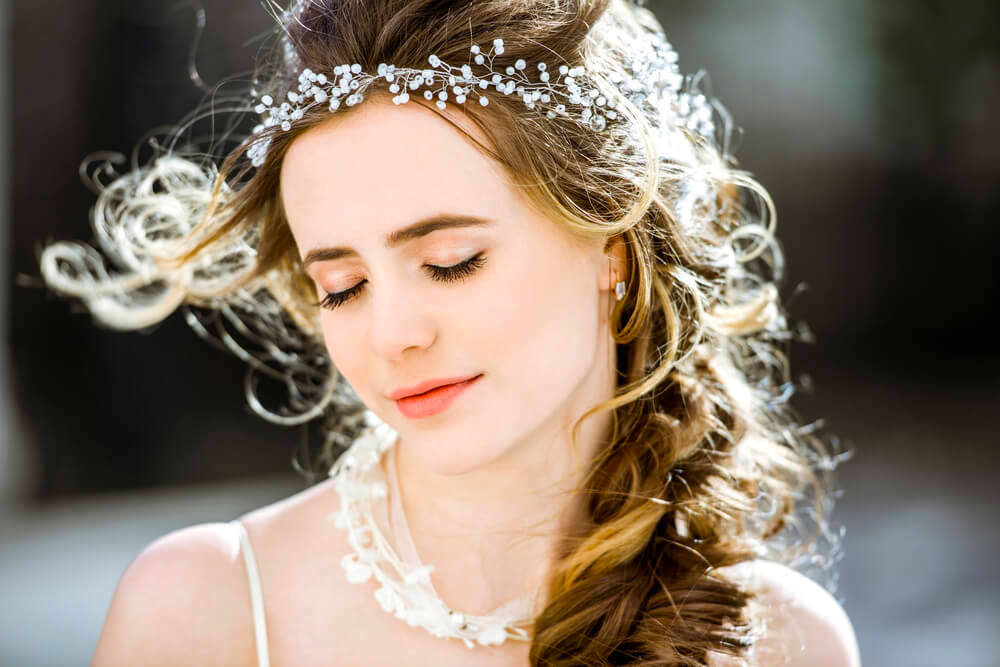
[281,97,617,476]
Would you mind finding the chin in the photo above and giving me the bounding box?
[404,426,512,477]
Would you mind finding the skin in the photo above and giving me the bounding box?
[91,93,860,667]
[280,94,628,616]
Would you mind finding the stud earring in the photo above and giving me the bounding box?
[614,273,626,301]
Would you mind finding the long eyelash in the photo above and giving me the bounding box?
[425,251,486,283]
[315,251,487,311]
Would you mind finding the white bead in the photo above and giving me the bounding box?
[456,94,466,103]
[493,38,503,47]
[495,46,504,55]
[351,63,362,73]
[317,73,327,84]
[435,100,446,110]
[479,96,489,106]
[471,44,480,54]
[261,95,273,106]
[389,83,400,93]
[474,54,485,65]
[280,121,291,131]
[428,54,440,67]
[423,90,433,100]
[559,65,568,75]
[505,66,515,75]
[438,90,448,100]
[254,104,265,114]
[514,58,526,70]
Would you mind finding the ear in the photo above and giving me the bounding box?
[598,234,628,293]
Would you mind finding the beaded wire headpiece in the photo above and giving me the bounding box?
[246,28,718,168]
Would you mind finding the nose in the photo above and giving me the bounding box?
[367,279,437,361]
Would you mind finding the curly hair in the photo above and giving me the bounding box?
[37,1,848,664]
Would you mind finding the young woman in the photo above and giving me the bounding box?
[39,0,859,664]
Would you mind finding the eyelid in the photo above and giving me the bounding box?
[318,247,477,285]
[314,250,487,311]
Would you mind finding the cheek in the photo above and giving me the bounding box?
[473,248,599,390]
[319,313,370,399]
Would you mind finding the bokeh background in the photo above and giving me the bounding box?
[3,1,998,665]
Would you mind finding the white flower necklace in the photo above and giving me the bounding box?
[326,417,535,648]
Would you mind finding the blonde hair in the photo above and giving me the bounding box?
[38,1,849,664]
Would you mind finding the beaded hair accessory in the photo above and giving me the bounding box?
[246,30,717,167]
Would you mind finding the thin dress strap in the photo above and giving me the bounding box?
[230,519,271,667]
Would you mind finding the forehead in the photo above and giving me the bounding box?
[280,98,518,239]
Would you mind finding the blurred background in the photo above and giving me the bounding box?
[3,0,998,665]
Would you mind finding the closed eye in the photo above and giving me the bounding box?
[314,251,488,311]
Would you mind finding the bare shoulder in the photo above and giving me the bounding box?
[709,559,862,667]
[91,521,257,667]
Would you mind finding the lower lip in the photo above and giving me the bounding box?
[394,375,482,419]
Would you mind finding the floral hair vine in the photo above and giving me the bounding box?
[246,30,717,168]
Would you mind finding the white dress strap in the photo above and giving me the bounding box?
[230,519,271,667]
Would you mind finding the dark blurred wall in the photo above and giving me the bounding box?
[10,1,296,498]
[7,0,999,499]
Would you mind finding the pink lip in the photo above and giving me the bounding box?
[386,374,482,400]
[392,374,482,419]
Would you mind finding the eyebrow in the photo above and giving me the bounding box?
[301,214,494,269]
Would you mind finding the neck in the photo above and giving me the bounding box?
[387,352,616,616]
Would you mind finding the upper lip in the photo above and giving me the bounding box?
[386,374,481,400]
